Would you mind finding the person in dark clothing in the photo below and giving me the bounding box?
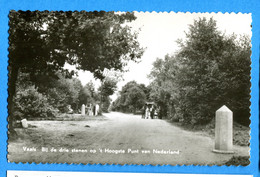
[151,106,155,119]
[141,105,146,118]
[93,104,96,116]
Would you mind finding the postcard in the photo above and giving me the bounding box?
[7,11,251,165]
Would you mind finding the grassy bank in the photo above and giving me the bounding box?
[26,114,107,121]
[171,119,250,147]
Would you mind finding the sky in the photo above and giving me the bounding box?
[72,12,252,101]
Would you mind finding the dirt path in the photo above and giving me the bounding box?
[8,112,249,165]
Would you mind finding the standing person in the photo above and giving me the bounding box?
[88,103,93,116]
[141,105,146,118]
[151,105,155,119]
[145,106,150,119]
[93,104,96,116]
[86,104,89,115]
[154,108,158,119]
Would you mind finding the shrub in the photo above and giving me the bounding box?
[224,156,250,166]
[14,86,58,118]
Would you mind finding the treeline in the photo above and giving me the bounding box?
[112,81,150,113]
[149,18,251,126]
[13,71,116,119]
[113,17,251,126]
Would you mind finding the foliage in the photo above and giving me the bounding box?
[148,55,180,119]
[14,86,58,118]
[149,17,251,126]
[8,10,144,80]
[99,79,116,112]
[101,96,112,113]
[98,69,125,112]
[224,156,250,166]
[45,76,82,112]
[99,78,117,98]
[112,81,147,113]
[13,70,84,116]
[8,11,144,124]
[79,81,98,107]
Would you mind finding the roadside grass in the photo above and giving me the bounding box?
[208,156,250,166]
[9,114,108,141]
[26,114,108,121]
[169,118,250,166]
[170,119,250,147]
[224,156,250,166]
[9,114,108,147]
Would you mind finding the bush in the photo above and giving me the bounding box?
[14,86,58,118]
[224,156,250,166]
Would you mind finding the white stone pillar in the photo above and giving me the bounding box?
[81,104,85,115]
[95,104,99,116]
[21,119,28,128]
[213,105,234,153]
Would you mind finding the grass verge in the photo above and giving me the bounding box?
[171,119,250,146]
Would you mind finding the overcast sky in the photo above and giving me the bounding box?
[73,12,252,101]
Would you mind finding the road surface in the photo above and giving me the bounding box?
[8,112,249,165]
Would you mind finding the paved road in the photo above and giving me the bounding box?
[8,112,249,165]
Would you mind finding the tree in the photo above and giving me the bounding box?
[78,81,98,107]
[99,78,117,98]
[98,78,117,112]
[113,81,147,113]
[45,76,82,112]
[8,11,144,134]
[13,70,83,116]
[14,85,58,118]
[148,17,251,126]
[79,86,94,107]
[176,17,251,125]
[98,69,124,112]
[139,83,151,101]
[148,55,181,119]
[126,86,146,113]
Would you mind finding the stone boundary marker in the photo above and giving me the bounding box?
[81,104,85,115]
[21,119,28,128]
[213,105,234,154]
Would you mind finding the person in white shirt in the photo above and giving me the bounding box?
[145,107,150,119]
[95,104,100,116]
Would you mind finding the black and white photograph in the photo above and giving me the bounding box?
[7,11,251,165]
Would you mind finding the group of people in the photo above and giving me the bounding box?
[142,104,158,119]
[83,103,100,116]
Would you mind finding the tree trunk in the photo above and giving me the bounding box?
[8,64,19,137]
